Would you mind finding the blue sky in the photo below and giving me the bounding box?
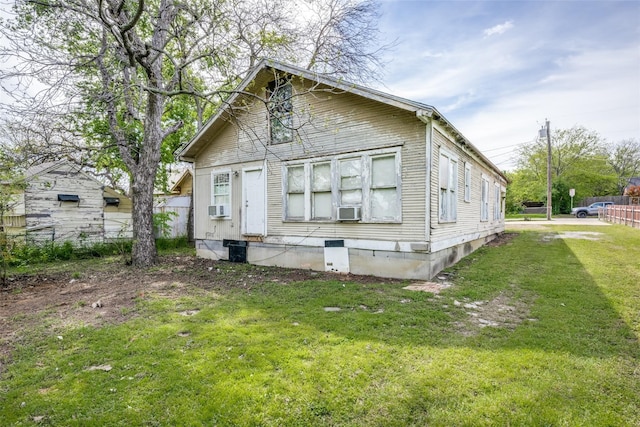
[374,0,640,169]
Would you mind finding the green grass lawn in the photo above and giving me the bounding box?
[1,225,639,426]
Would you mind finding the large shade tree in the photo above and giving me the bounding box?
[606,138,640,194]
[512,126,617,213]
[0,0,386,266]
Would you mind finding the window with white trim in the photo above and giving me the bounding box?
[311,162,332,219]
[286,165,305,219]
[371,155,399,220]
[283,149,400,222]
[480,175,489,222]
[494,183,501,220]
[211,171,231,218]
[439,151,458,222]
[268,79,293,144]
[339,158,363,206]
[464,163,471,202]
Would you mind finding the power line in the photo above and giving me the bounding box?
[482,140,535,153]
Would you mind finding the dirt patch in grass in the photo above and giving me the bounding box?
[486,232,518,247]
[541,231,603,242]
[452,290,535,336]
[0,255,402,373]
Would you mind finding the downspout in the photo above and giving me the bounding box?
[416,110,433,245]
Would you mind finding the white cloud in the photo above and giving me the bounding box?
[451,45,640,168]
[376,1,640,169]
[483,21,514,37]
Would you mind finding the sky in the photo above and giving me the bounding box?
[0,1,638,172]
[373,0,640,169]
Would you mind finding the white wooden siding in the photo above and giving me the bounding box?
[25,163,105,243]
[193,84,429,244]
[429,127,506,250]
[192,77,505,253]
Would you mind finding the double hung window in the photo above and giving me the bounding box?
[494,183,502,220]
[371,155,398,220]
[481,175,489,221]
[211,171,231,218]
[286,165,305,219]
[311,163,332,219]
[283,149,400,222]
[268,79,293,144]
[439,151,458,222]
[464,163,471,202]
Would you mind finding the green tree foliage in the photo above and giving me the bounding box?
[0,144,26,285]
[0,0,386,267]
[606,139,640,194]
[511,126,618,212]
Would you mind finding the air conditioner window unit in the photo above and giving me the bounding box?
[337,206,361,221]
[209,204,230,217]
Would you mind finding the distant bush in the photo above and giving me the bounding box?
[156,236,191,251]
[7,236,191,267]
[9,239,128,266]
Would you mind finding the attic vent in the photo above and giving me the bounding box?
[58,194,80,202]
[104,197,120,206]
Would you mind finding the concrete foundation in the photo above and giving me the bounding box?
[195,233,499,280]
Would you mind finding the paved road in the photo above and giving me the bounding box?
[506,217,611,230]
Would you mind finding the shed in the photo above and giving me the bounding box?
[2,160,133,244]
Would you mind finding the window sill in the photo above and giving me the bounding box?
[282,219,402,224]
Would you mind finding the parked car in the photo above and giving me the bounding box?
[571,201,614,218]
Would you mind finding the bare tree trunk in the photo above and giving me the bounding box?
[129,92,165,267]
[131,174,157,267]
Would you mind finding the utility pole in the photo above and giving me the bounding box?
[539,120,552,220]
[545,119,552,220]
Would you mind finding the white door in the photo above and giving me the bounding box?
[243,168,266,235]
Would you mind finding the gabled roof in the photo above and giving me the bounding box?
[169,168,192,194]
[25,159,131,200]
[25,161,62,178]
[178,59,506,180]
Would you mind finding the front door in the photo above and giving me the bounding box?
[243,168,266,235]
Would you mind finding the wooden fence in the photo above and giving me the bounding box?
[580,195,630,206]
[601,205,640,229]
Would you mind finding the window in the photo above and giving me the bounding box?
[312,163,332,219]
[481,175,489,222]
[283,149,400,222]
[370,155,399,220]
[339,158,362,206]
[286,165,305,218]
[439,151,457,222]
[464,163,471,202]
[268,79,293,144]
[494,183,501,220]
[211,171,231,217]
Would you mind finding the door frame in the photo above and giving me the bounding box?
[242,164,267,236]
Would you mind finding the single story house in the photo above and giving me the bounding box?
[178,60,507,280]
[2,160,133,243]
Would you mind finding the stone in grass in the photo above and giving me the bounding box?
[85,364,112,372]
[323,307,341,312]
